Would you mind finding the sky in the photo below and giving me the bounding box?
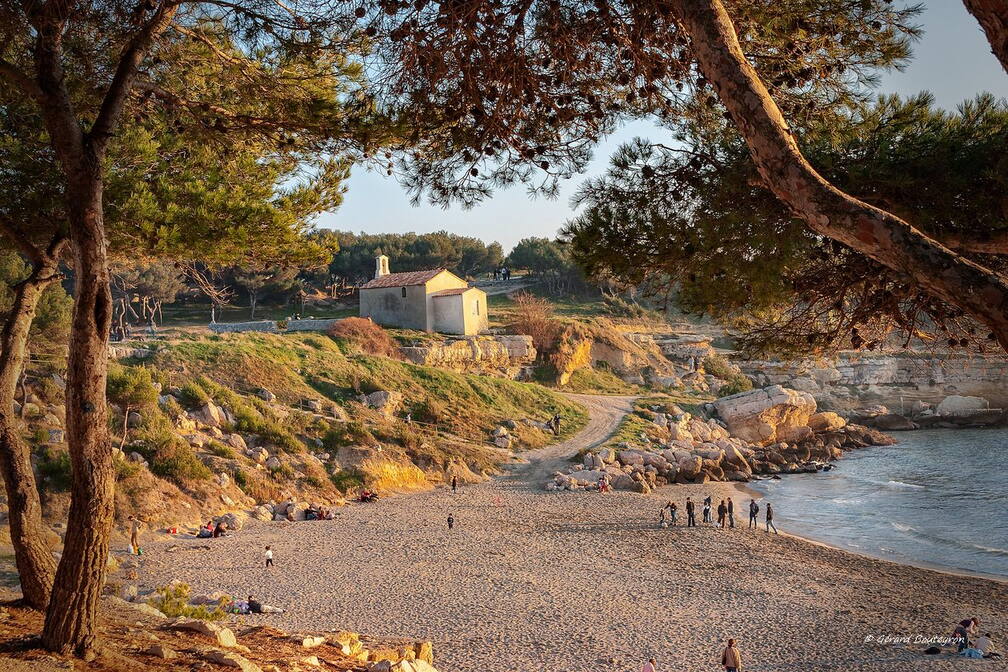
[318,2,1008,253]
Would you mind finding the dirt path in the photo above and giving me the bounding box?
[138,395,1006,672]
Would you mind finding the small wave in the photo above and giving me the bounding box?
[831,497,863,504]
[891,522,915,533]
[885,480,925,489]
[967,542,1008,557]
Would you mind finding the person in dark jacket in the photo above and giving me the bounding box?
[727,497,735,528]
[685,497,696,527]
[717,500,728,528]
[765,502,779,534]
[748,499,759,529]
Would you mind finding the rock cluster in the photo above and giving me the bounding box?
[547,386,894,493]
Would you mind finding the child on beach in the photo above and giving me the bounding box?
[265,545,273,568]
[641,657,657,672]
[448,513,455,530]
[720,639,742,672]
[659,508,667,528]
[128,515,144,555]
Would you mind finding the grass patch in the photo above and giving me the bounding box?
[148,583,225,620]
[562,366,643,395]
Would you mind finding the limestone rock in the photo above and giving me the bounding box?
[808,411,845,433]
[194,401,227,429]
[144,644,177,659]
[203,649,261,672]
[712,385,816,446]
[294,635,326,648]
[936,394,989,416]
[871,413,917,431]
[361,390,403,419]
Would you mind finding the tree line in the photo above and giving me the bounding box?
[0,0,1007,659]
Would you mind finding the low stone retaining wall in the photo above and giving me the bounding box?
[208,320,279,333]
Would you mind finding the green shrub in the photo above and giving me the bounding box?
[31,428,50,445]
[411,398,447,424]
[115,456,142,481]
[38,447,72,491]
[703,354,753,396]
[324,420,376,449]
[148,583,224,621]
[178,380,211,409]
[206,441,236,459]
[233,469,249,492]
[330,468,364,493]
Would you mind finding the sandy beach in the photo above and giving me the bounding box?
[137,395,1008,671]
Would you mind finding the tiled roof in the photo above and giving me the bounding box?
[360,268,445,289]
[430,288,473,297]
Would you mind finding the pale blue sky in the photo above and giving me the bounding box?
[319,2,1008,252]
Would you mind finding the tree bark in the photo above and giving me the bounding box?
[963,0,1008,74]
[0,254,62,610]
[41,168,116,657]
[674,0,1008,350]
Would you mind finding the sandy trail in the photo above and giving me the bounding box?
[139,395,1006,672]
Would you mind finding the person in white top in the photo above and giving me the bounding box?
[265,545,273,568]
[641,657,657,672]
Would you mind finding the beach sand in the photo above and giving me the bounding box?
[138,395,1007,671]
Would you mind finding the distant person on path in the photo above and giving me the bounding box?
[448,513,455,530]
[765,502,778,534]
[641,657,657,672]
[264,545,273,568]
[720,639,743,672]
[703,498,712,525]
[451,475,458,494]
[717,500,727,528]
[727,497,735,528]
[550,412,562,435]
[686,497,696,527]
[748,499,759,529]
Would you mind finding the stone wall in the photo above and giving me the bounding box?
[286,318,341,332]
[399,335,536,377]
[208,320,279,334]
[741,353,1008,409]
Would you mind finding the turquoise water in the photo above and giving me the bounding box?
[748,428,1008,578]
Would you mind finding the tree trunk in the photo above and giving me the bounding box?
[963,0,1008,74]
[674,0,1008,350]
[250,292,257,319]
[0,261,61,610]
[41,169,115,657]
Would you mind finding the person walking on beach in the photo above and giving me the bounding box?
[451,475,458,494]
[641,657,657,672]
[447,513,455,530]
[727,497,735,528]
[748,499,759,529]
[720,639,742,672]
[685,497,696,527]
[765,502,778,534]
[264,545,273,568]
[717,500,727,528]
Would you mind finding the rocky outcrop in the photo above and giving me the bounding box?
[712,386,816,446]
[935,394,989,416]
[741,353,1008,409]
[399,335,535,377]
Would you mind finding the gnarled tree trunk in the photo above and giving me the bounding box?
[964,0,1008,74]
[0,252,62,610]
[40,168,115,657]
[674,0,1008,350]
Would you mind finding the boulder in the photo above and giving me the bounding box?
[203,649,261,672]
[193,401,227,428]
[216,511,245,532]
[250,505,273,522]
[265,455,281,471]
[617,450,645,466]
[48,428,65,444]
[712,385,817,446]
[256,388,276,403]
[493,435,512,449]
[936,395,989,417]
[126,410,143,429]
[808,411,845,433]
[227,433,248,451]
[362,390,403,419]
[144,644,177,659]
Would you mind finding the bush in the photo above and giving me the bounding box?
[509,292,561,353]
[38,447,72,491]
[31,427,50,445]
[330,468,364,493]
[703,354,753,396]
[328,318,400,358]
[178,380,211,409]
[148,583,224,620]
[411,398,447,424]
[324,420,376,449]
[206,441,237,459]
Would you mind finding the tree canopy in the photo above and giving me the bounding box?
[565,93,1008,356]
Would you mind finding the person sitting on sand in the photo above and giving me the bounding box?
[212,520,228,538]
[975,633,1000,658]
[955,617,980,652]
[717,500,727,528]
[765,502,778,534]
[720,638,742,672]
[641,657,657,672]
[247,594,285,614]
[748,499,759,529]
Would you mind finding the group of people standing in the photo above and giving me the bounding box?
[642,638,743,672]
[660,495,778,534]
[492,266,512,281]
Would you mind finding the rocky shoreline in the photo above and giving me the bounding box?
[547,385,895,494]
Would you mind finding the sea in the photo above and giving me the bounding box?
[748,428,1008,579]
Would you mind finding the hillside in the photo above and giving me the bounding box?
[9,330,587,539]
